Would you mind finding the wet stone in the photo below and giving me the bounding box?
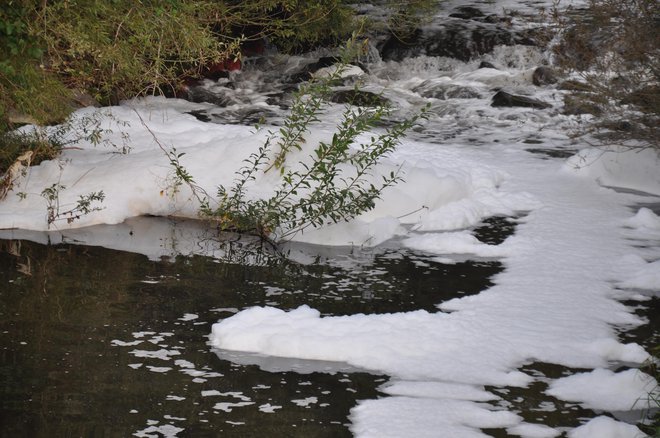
[186,110,212,123]
[449,6,486,20]
[185,87,235,107]
[478,61,498,69]
[413,80,481,100]
[491,91,552,109]
[288,57,345,84]
[532,66,559,86]
[526,148,578,159]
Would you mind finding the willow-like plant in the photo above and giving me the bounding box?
[203,38,428,241]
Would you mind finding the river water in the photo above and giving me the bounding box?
[1,217,508,437]
[1,216,654,437]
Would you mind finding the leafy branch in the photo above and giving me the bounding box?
[41,183,105,227]
[133,108,210,205]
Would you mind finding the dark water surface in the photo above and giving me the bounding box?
[0,217,506,438]
[1,216,657,437]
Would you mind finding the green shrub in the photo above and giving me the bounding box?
[0,1,71,130]
[34,0,241,104]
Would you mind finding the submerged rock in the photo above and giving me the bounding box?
[478,61,498,69]
[185,87,235,107]
[491,91,552,109]
[413,80,481,100]
[185,110,212,123]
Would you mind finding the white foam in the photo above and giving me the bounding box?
[565,147,660,196]
[210,140,655,435]
[351,396,520,438]
[625,208,660,230]
[566,416,646,438]
[129,349,181,361]
[507,423,560,438]
[546,368,659,411]
[258,403,282,413]
[133,423,184,438]
[291,396,318,407]
[380,380,499,402]
[619,258,660,292]
[403,230,510,257]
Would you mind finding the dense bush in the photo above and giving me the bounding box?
[0,0,357,130]
[37,0,238,103]
[0,1,72,130]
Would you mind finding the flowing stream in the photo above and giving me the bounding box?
[1,216,654,437]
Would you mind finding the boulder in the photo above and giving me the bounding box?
[478,61,498,69]
[491,91,552,109]
[7,110,38,126]
[288,56,341,83]
[70,89,100,108]
[532,66,559,86]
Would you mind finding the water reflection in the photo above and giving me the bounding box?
[0,217,507,437]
